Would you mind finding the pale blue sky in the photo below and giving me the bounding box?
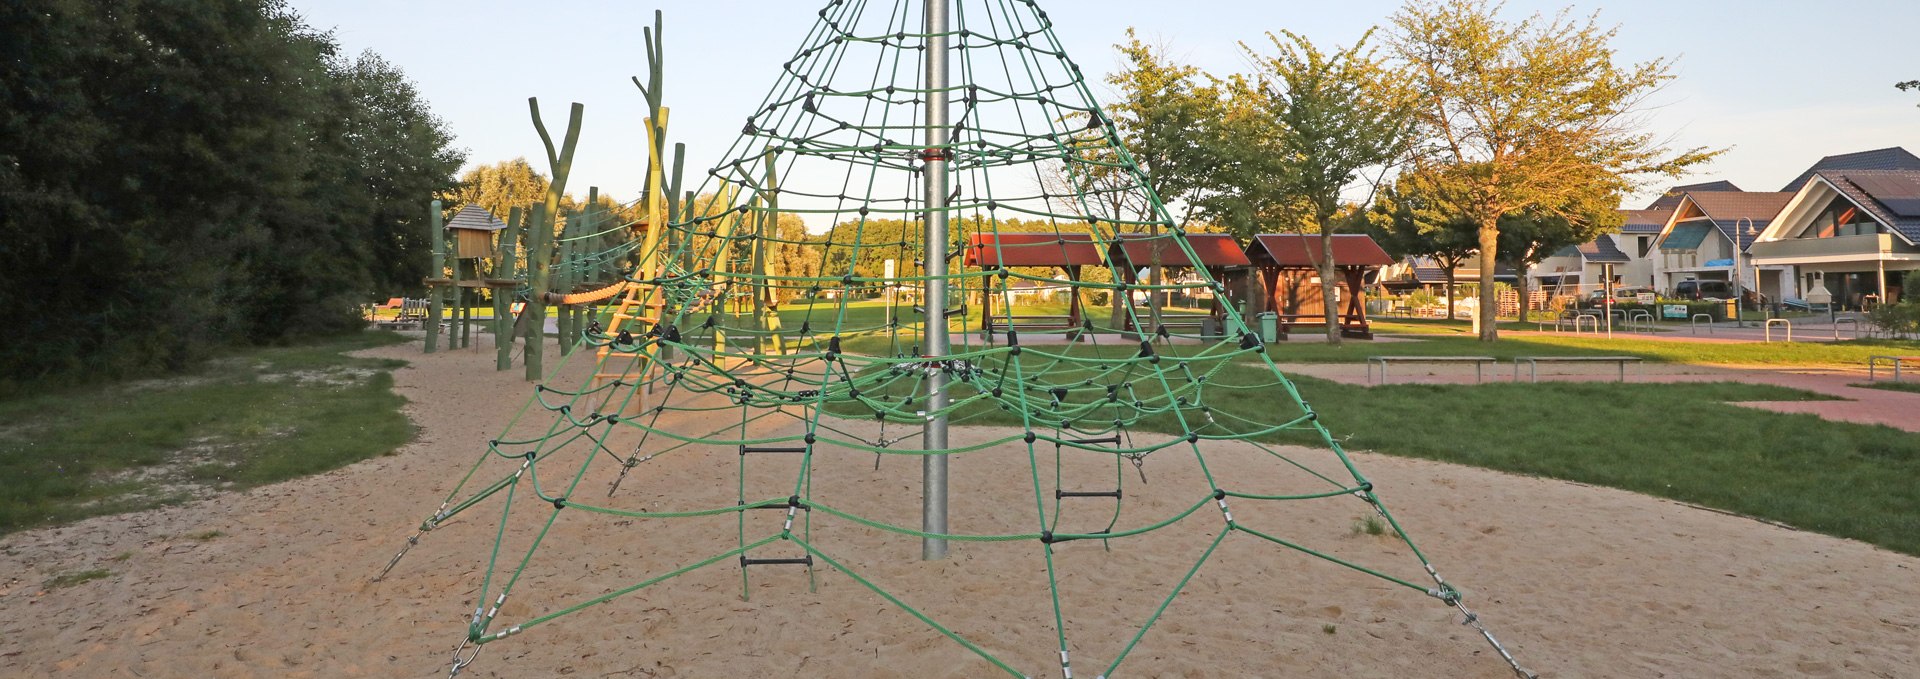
[298,0,1920,214]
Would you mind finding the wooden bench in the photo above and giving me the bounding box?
[1868,355,1918,382]
[1366,356,1497,384]
[373,298,429,329]
[1512,355,1643,383]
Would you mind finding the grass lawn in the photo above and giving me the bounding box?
[0,330,413,534]
[1255,333,1920,366]
[1854,380,1920,394]
[823,357,1920,555]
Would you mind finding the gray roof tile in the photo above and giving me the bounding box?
[1781,147,1920,192]
[1817,170,1920,245]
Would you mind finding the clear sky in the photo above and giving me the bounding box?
[296,0,1920,215]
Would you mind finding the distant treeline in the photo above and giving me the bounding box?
[0,0,464,386]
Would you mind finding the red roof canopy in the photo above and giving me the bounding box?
[1247,234,1394,268]
[963,232,1105,267]
[1109,233,1250,268]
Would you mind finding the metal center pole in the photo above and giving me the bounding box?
[920,0,951,561]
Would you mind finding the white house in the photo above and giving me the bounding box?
[1748,169,1920,307]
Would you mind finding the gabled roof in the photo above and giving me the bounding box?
[962,232,1104,267]
[1645,181,1742,210]
[1574,237,1632,263]
[446,205,509,231]
[1619,208,1675,234]
[1108,233,1250,268]
[1816,170,1920,244]
[1780,147,1920,193]
[1680,191,1795,250]
[1660,223,1714,251]
[1246,234,1395,268]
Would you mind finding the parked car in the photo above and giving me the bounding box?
[1673,279,1734,301]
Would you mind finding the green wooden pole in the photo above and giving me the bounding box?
[555,208,577,356]
[425,199,445,354]
[527,97,582,380]
[496,206,523,371]
[525,202,552,380]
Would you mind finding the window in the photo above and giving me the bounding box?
[1637,236,1652,257]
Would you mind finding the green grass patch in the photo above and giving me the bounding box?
[44,568,112,589]
[1853,380,1920,394]
[824,354,1920,555]
[1253,333,1920,366]
[0,330,413,534]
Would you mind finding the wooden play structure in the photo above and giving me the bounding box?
[1244,233,1392,339]
[1107,232,1250,338]
[964,232,1103,338]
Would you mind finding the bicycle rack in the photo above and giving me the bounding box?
[1690,313,1714,335]
[1764,318,1792,343]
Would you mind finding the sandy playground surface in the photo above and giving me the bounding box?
[1,337,1917,678]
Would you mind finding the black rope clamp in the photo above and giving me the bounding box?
[552,497,567,509]
[1023,431,1037,443]
[1039,530,1056,544]
[804,433,816,444]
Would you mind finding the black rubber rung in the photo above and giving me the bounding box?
[741,501,810,511]
[739,446,809,455]
[1056,490,1122,499]
[1065,436,1122,446]
[739,556,814,567]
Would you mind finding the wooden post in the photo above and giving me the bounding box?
[425,199,445,353]
[495,206,523,370]
[556,208,577,356]
[751,151,776,354]
[525,203,553,380]
[527,98,583,381]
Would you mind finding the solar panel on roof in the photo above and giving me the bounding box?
[1847,173,1920,218]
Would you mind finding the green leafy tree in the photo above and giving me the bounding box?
[1496,186,1621,322]
[1367,171,1481,319]
[1214,29,1414,344]
[1084,30,1226,328]
[1388,0,1719,340]
[1899,80,1919,106]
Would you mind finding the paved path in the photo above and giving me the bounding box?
[1277,361,1920,432]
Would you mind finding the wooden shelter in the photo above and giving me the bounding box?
[963,232,1104,334]
[445,205,510,261]
[1245,233,1393,339]
[1106,233,1250,335]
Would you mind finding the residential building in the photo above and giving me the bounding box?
[1748,169,1920,307]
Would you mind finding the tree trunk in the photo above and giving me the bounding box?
[1514,261,1531,324]
[1477,219,1500,341]
[1318,231,1341,346]
[1444,268,1457,321]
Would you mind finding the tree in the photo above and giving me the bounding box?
[1388,0,1718,341]
[1900,80,1919,107]
[448,159,551,227]
[1225,29,1414,344]
[1496,186,1621,322]
[1367,171,1480,319]
[1091,30,1226,329]
[0,0,463,386]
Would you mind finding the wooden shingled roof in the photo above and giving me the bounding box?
[1246,233,1394,268]
[445,205,509,231]
[1108,233,1250,268]
[962,232,1104,267]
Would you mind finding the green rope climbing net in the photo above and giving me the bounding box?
[388,2,1534,677]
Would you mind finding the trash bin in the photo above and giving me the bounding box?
[1200,317,1221,339]
[1257,312,1278,343]
[1724,298,1737,322]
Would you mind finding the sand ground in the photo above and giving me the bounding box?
[1,338,1916,678]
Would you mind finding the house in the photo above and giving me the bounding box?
[1652,190,1796,298]
[1748,168,1920,307]
[1530,181,1737,296]
[1649,147,1920,307]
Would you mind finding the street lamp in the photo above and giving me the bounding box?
[1735,218,1755,328]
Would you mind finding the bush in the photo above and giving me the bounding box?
[1867,302,1920,339]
